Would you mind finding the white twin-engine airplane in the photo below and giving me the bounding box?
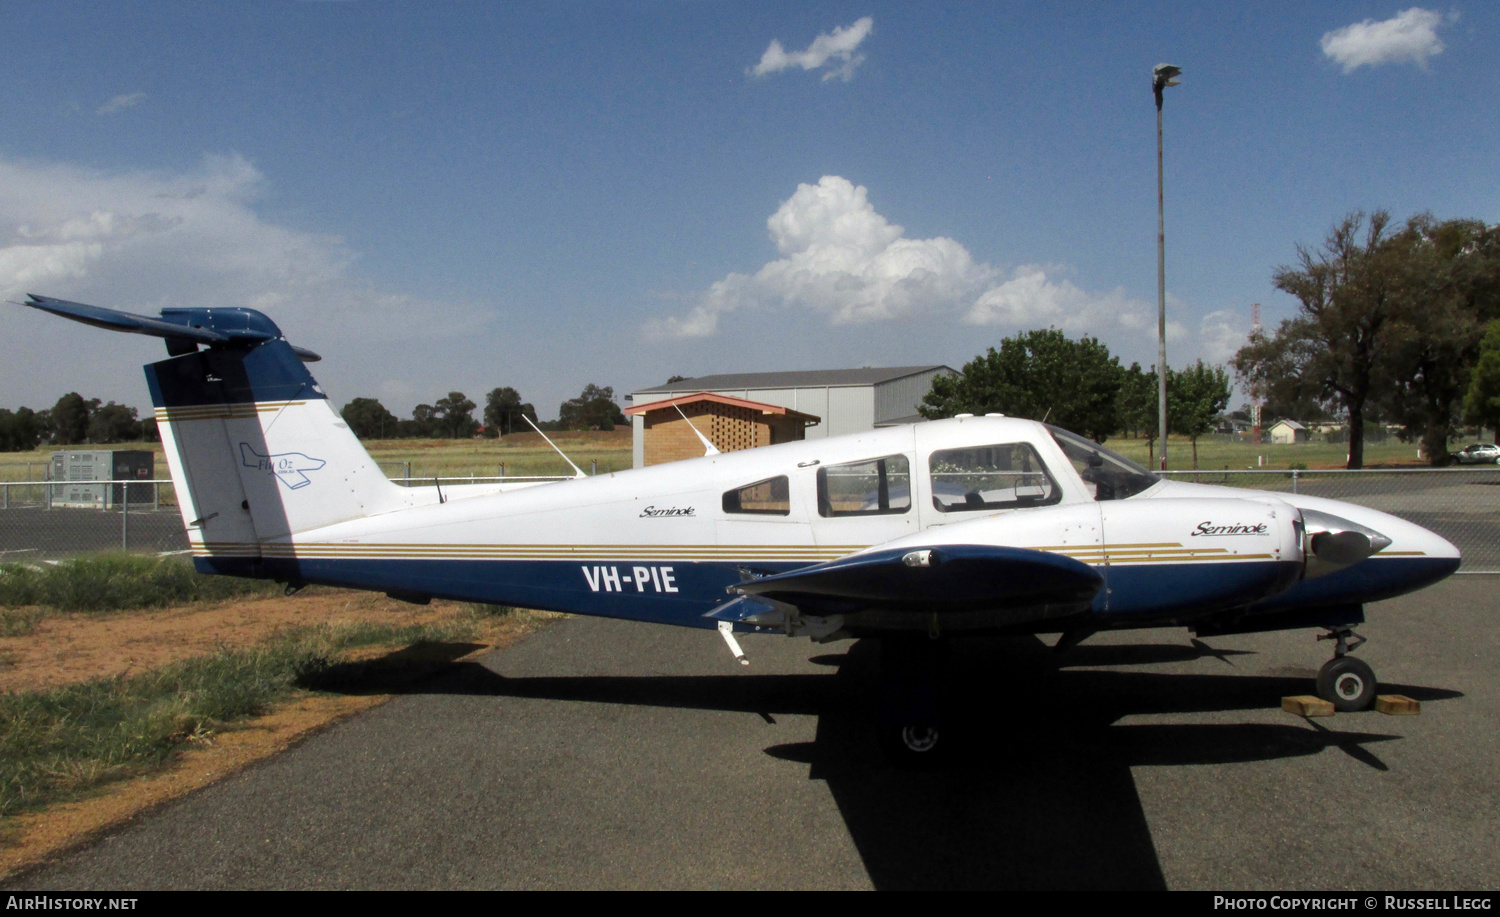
[21,295,1461,762]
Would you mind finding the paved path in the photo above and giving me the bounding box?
[9,576,1497,890]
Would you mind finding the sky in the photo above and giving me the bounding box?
[2,1,1497,422]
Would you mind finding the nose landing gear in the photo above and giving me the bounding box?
[1315,626,1376,711]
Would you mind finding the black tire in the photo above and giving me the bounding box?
[1316,656,1377,711]
[878,721,945,770]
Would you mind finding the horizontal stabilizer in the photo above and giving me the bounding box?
[22,295,321,362]
[728,544,1103,616]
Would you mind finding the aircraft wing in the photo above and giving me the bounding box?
[712,544,1102,622]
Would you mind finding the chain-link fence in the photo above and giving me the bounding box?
[4,470,1497,572]
[1161,468,1500,573]
[0,480,188,561]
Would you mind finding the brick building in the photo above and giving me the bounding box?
[623,392,819,467]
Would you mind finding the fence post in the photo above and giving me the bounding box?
[1292,469,1299,494]
[499,462,505,478]
[121,481,129,552]
[591,460,598,475]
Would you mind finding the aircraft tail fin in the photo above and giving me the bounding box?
[22,295,408,569]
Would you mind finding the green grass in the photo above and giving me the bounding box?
[0,617,488,817]
[362,429,633,479]
[0,554,281,617]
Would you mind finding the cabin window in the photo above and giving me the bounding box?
[1046,425,1160,501]
[723,475,791,515]
[929,443,1060,513]
[817,455,911,517]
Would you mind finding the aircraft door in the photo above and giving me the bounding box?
[807,451,920,551]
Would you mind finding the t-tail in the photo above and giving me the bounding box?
[21,295,409,578]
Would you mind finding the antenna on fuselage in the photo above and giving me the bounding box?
[673,402,720,457]
[523,414,588,479]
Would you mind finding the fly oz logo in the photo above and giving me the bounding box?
[582,565,679,593]
[240,443,326,490]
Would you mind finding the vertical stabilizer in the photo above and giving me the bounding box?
[19,296,406,571]
[147,338,407,553]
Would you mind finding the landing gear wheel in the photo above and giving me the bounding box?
[878,721,944,769]
[1316,655,1377,711]
[876,638,948,769]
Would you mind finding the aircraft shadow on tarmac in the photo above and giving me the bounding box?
[307,635,1461,891]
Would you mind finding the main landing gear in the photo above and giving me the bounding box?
[876,638,949,768]
[1315,626,1377,712]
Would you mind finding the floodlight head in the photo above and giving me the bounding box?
[1152,63,1182,108]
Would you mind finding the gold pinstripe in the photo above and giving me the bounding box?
[154,401,309,423]
[187,540,1386,564]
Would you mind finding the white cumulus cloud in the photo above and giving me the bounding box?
[750,17,873,82]
[0,153,487,412]
[96,91,147,115]
[651,175,1242,371]
[1320,8,1447,73]
[649,176,991,338]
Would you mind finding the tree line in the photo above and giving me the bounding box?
[1233,211,1499,468]
[919,328,1231,468]
[339,383,627,440]
[0,394,157,452]
[2,382,631,451]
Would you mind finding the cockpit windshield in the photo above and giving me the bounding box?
[1046,425,1161,501]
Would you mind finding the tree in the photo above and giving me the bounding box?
[49,393,98,445]
[559,384,625,431]
[1115,362,1160,460]
[1379,217,1500,463]
[0,408,45,451]
[1168,360,1232,469]
[483,387,537,437]
[1463,320,1500,442]
[342,397,400,439]
[920,329,1123,442]
[402,403,439,438]
[1233,211,1407,469]
[433,391,479,439]
[86,402,142,443]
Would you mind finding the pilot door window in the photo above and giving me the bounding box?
[817,455,912,517]
[929,443,1061,512]
[722,475,791,515]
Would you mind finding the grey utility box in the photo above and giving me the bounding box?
[49,450,155,508]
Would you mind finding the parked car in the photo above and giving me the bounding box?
[1450,443,1500,464]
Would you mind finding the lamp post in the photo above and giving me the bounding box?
[1153,63,1180,471]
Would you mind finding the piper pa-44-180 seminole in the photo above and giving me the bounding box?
[18,294,1462,763]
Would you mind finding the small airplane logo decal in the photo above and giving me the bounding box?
[240,443,326,490]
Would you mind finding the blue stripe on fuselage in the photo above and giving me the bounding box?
[1099,560,1304,616]
[1247,555,1460,611]
[190,553,1453,633]
[194,555,791,629]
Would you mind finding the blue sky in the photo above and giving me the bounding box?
[3,2,1496,421]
